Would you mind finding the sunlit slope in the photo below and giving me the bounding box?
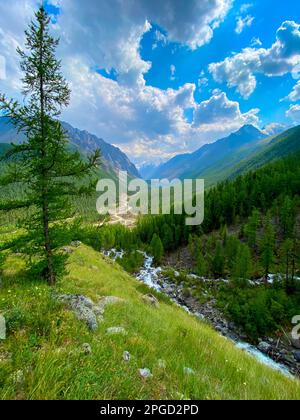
[0,244,299,400]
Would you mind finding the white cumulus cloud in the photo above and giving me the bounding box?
[209,20,300,99]
[286,104,300,122]
[235,15,255,35]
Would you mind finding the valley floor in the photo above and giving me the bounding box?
[0,243,300,400]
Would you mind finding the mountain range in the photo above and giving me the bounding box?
[0,117,140,179]
[149,124,300,187]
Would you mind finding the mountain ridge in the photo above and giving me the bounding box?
[151,124,267,181]
[0,117,140,178]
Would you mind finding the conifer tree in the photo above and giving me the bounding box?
[245,209,260,248]
[279,196,296,239]
[224,235,240,271]
[150,233,164,264]
[232,243,252,287]
[260,213,275,280]
[196,247,208,277]
[0,7,100,284]
[212,241,225,278]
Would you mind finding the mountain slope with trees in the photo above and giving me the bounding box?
[0,117,139,179]
[151,125,267,181]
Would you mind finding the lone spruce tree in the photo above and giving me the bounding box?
[0,7,100,285]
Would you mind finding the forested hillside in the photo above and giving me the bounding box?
[80,152,300,344]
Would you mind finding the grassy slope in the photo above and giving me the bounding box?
[0,243,299,400]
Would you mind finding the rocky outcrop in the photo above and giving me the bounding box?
[55,294,125,331]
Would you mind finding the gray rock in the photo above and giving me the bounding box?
[258,341,271,353]
[123,351,131,362]
[56,294,98,331]
[290,336,300,350]
[62,246,73,254]
[82,343,92,355]
[0,315,6,340]
[107,327,126,335]
[71,241,82,247]
[139,368,152,378]
[183,367,195,375]
[294,351,300,363]
[142,294,159,308]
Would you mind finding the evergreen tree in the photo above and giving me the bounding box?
[212,241,225,278]
[161,223,173,250]
[196,247,208,277]
[260,213,275,279]
[245,209,260,248]
[150,234,164,264]
[0,7,100,284]
[231,243,252,288]
[224,235,240,271]
[220,224,228,245]
[279,196,296,239]
[280,238,293,288]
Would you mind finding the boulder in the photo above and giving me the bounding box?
[142,294,159,308]
[258,341,271,353]
[290,336,300,350]
[294,351,300,363]
[56,294,98,331]
[62,246,73,254]
[71,241,82,247]
[0,315,6,340]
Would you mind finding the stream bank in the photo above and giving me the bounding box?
[103,249,300,378]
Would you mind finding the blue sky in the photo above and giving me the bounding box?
[1,0,300,165]
[141,0,299,127]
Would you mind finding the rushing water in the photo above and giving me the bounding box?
[104,249,293,378]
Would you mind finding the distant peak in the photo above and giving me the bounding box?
[237,124,262,134]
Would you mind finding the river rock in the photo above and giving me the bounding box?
[142,294,159,308]
[290,336,300,350]
[139,368,152,378]
[0,315,6,340]
[258,341,271,353]
[294,351,300,362]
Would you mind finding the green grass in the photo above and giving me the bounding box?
[0,244,300,400]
